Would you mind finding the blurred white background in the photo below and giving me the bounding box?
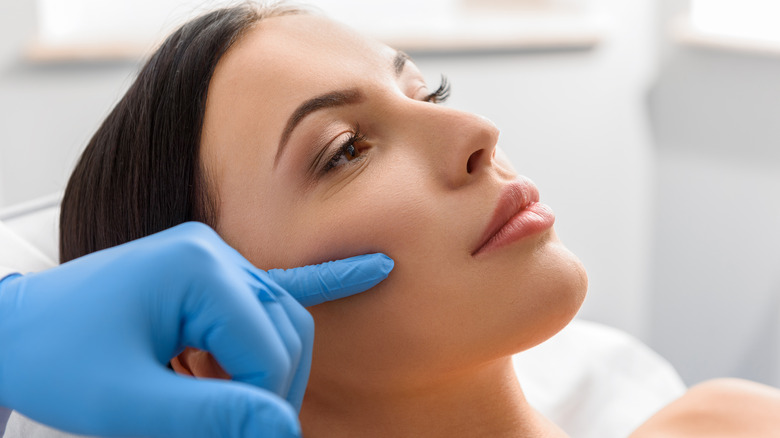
[0,0,778,388]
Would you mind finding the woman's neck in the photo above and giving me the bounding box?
[300,356,568,438]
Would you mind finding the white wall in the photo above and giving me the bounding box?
[0,148,4,208]
[0,0,657,342]
[647,0,780,386]
[0,0,33,209]
[0,0,140,207]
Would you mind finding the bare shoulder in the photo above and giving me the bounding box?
[629,378,780,438]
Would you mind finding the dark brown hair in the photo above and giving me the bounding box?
[59,3,302,263]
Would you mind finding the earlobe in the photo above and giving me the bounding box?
[170,347,231,379]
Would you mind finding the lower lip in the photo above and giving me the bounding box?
[473,202,555,256]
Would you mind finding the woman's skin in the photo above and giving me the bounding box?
[171,12,780,438]
[629,379,780,438]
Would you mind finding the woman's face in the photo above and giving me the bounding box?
[199,13,587,388]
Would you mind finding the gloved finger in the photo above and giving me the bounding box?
[258,296,303,399]
[267,289,316,411]
[101,365,301,438]
[181,282,293,395]
[267,253,394,307]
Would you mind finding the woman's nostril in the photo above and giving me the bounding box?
[466,149,484,174]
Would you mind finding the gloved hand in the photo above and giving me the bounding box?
[0,222,393,438]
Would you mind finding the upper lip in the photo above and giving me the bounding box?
[472,178,541,255]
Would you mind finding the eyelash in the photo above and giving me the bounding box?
[322,125,367,173]
[424,75,451,103]
[320,75,451,174]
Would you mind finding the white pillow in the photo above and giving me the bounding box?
[0,220,56,278]
[516,319,686,438]
[0,205,60,264]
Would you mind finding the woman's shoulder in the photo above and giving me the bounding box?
[629,378,780,438]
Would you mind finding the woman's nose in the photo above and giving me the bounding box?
[419,107,500,189]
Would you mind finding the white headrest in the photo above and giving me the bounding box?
[0,193,60,273]
[0,220,56,275]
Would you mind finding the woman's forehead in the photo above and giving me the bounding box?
[220,14,393,85]
[205,14,396,134]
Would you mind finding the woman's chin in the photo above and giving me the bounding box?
[502,236,588,355]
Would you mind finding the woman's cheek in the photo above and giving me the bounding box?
[293,187,429,266]
[280,208,402,268]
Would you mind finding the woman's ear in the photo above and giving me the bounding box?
[170,347,231,379]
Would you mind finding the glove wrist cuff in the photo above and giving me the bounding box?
[0,274,23,406]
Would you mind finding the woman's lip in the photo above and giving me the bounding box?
[471,179,556,257]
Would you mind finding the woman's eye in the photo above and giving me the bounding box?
[424,75,451,104]
[322,131,366,173]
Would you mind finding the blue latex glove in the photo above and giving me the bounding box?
[0,222,393,438]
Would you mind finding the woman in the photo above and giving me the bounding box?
[50,2,780,437]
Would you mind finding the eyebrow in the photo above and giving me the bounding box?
[274,50,410,167]
[274,88,364,166]
[394,50,410,77]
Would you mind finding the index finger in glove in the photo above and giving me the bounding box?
[266,253,394,307]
